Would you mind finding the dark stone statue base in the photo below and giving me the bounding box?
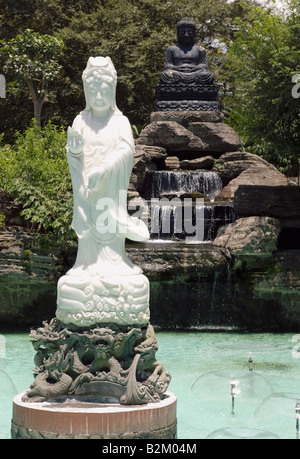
[150,110,224,124]
[155,81,219,112]
[156,83,218,101]
[156,100,219,111]
[22,318,171,405]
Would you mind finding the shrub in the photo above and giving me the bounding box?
[0,121,74,244]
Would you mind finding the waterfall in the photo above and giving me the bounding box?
[141,169,234,243]
[144,170,223,202]
[149,201,235,242]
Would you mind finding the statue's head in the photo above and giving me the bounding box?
[82,56,121,116]
[176,17,196,45]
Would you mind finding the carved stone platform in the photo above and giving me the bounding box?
[11,390,177,439]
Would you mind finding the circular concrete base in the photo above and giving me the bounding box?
[11,391,177,439]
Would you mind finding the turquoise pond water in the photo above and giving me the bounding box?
[1,331,300,439]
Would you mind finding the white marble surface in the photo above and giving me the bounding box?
[56,57,150,327]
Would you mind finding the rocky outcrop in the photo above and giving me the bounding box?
[137,121,208,152]
[234,185,300,224]
[131,112,293,203]
[213,151,283,186]
[217,165,290,201]
[131,110,242,197]
[180,156,214,170]
[136,113,242,155]
[188,122,242,152]
[214,152,290,201]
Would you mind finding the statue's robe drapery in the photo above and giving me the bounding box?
[56,109,150,327]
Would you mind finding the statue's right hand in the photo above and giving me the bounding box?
[67,127,85,154]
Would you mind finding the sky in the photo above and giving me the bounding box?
[257,0,285,9]
[228,0,285,9]
[226,0,288,16]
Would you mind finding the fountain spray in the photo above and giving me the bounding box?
[230,379,240,415]
[248,352,253,371]
[295,402,300,439]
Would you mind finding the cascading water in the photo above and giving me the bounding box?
[134,167,236,330]
[149,201,235,242]
[142,170,235,242]
[143,170,223,202]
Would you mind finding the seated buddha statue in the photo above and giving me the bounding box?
[159,17,215,86]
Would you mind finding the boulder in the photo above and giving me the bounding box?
[137,120,242,154]
[216,164,289,201]
[188,122,242,152]
[136,121,207,152]
[234,185,300,221]
[180,155,214,170]
[214,151,279,186]
[214,216,281,257]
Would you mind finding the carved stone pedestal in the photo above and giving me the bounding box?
[20,319,171,406]
[11,391,177,439]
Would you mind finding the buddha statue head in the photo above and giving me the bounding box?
[176,17,196,46]
[82,56,121,116]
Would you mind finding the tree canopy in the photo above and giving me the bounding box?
[0,0,299,173]
[224,0,300,174]
[1,29,65,126]
[0,0,259,139]
[0,0,299,239]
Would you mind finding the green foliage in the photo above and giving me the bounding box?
[1,0,298,241]
[56,0,257,126]
[0,29,65,126]
[223,1,300,174]
[0,0,259,140]
[0,121,74,243]
[1,29,64,81]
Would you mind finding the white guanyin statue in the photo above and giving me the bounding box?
[56,56,150,327]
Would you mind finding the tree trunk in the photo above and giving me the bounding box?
[33,98,44,127]
[26,78,45,127]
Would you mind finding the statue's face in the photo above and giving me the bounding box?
[177,25,195,45]
[86,80,113,116]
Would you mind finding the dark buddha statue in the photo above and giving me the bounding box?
[155,17,218,111]
[160,17,214,85]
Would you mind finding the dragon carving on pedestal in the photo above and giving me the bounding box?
[22,319,170,405]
